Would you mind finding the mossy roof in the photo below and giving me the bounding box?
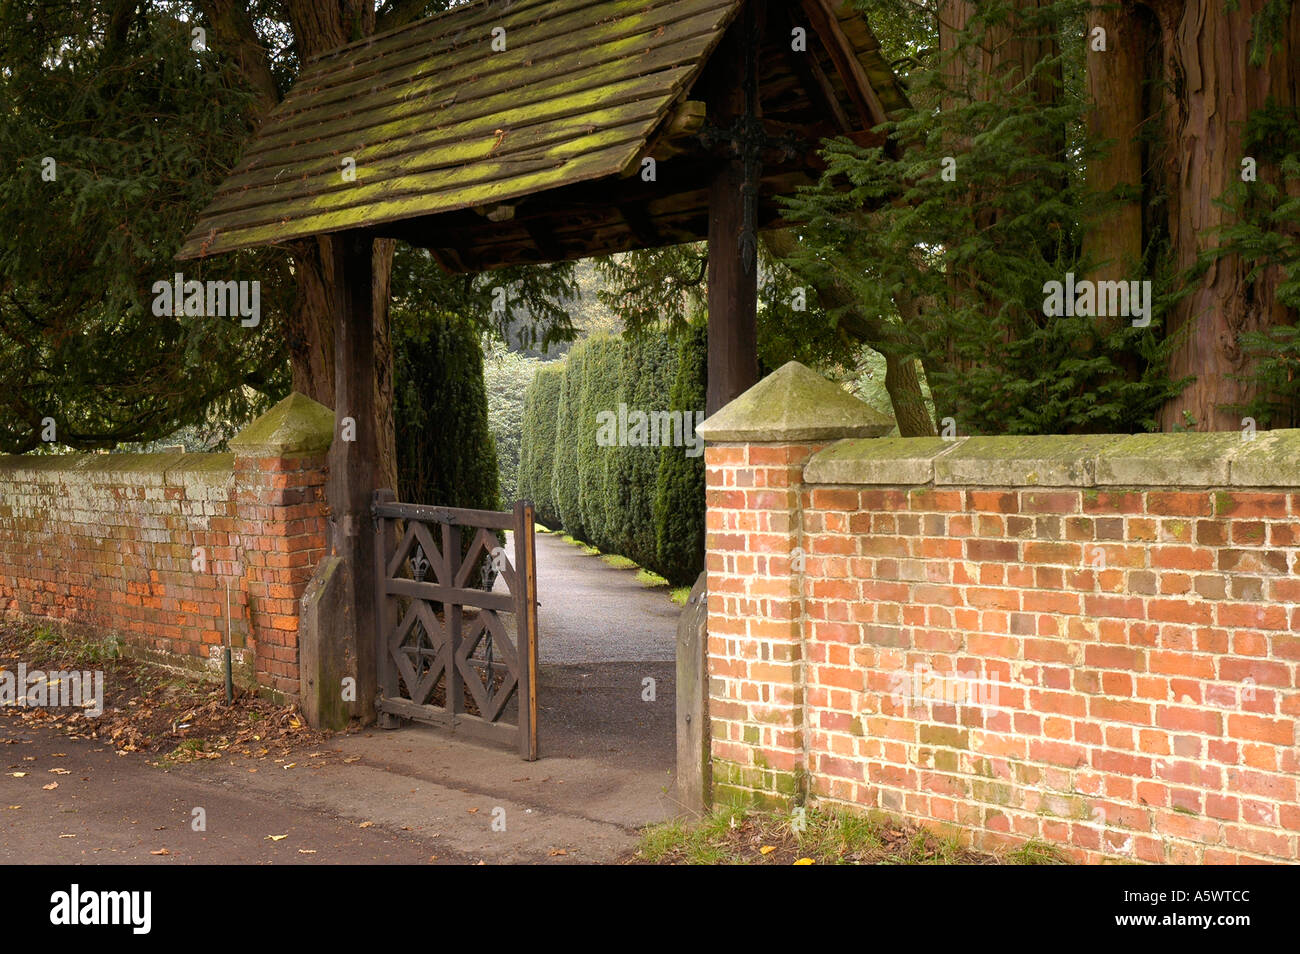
[177,0,909,265]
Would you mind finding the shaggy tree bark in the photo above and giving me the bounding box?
[1143,0,1300,430]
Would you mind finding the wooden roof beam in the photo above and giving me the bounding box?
[799,0,889,130]
[777,4,854,134]
[617,203,662,247]
[524,220,565,260]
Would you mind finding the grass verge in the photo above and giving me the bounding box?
[631,805,1071,865]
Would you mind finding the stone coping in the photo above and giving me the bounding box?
[0,452,235,482]
[697,360,894,442]
[0,391,334,475]
[803,430,1300,487]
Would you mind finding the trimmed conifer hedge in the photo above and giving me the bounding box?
[394,312,500,512]
[517,328,706,584]
[517,362,564,526]
[653,319,708,586]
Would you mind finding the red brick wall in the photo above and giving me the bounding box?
[0,450,327,700]
[706,439,1300,864]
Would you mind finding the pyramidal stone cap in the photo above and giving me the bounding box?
[228,392,335,457]
[697,361,895,442]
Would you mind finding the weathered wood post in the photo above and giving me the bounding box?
[680,0,767,812]
[325,229,380,724]
[704,0,763,417]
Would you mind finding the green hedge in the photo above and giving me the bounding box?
[576,334,622,552]
[517,362,563,526]
[653,319,708,586]
[394,312,499,511]
[518,327,706,584]
[551,340,588,539]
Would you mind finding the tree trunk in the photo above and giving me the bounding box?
[883,352,934,438]
[285,236,336,408]
[1149,0,1300,430]
[938,0,1065,374]
[284,3,397,490]
[1082,1,1150,285]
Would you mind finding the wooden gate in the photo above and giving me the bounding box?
[372,490,539,760]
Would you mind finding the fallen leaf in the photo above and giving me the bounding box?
[48,768,70,775]
[342,756,361,764]
[297,849,316,855]
[760,845,777,855]
[358,821,374,829]
[42,782,57,790]
[7,806,20,810]
[467,808,479,815]
[266,834,287,842]
[9,772,26,778]
[548,848,567,857]
[793,858,815,865]
[150,848,170,856]
[282,763,296,770]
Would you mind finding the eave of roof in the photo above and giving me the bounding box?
[178,0,744,259]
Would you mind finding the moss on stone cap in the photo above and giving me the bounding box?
[228,392,334,457]
[1095,432,1238,486]
[805,436,962,484]
[802,428,1300,487]
[696,361,894,443]
[1229,428,1300,486]
[935,434,1121,487]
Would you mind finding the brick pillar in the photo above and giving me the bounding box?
[228,393,333,702]
[697,362,894,807]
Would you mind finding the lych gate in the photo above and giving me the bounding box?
[179,0,906,790]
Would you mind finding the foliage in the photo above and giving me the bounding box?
[0,6,290,452]
[1214,100,1300,427]
[551,341,589,538]
[390,244,579,356]
[393,309,499,512]
[606,331,677,571]
[516,362,564,525]
[595,242,848,373]
[782,0,1184,435]
[575,334,622,552]
[653,319,708,587]
[482,341,542,504]
[520,325,707,581]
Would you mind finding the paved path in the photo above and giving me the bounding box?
[503,530,680,664]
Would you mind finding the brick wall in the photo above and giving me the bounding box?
[0,394,331,700]
[700,367,1300,863]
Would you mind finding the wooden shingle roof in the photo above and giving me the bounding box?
[179,0,909,266]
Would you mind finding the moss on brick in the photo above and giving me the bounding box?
[918,724,970,749]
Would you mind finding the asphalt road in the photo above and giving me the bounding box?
[1,530,684,864]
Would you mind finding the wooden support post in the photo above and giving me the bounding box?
[705,1,762,415]
[327,230,379,724]
[373,488,399,728]
[513,500,539,761]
